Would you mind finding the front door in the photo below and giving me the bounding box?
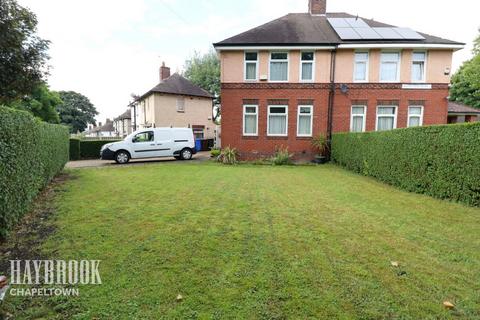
[132,131,162,158]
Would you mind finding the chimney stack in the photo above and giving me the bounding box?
[160,62,171,82]
[309,0,326,15]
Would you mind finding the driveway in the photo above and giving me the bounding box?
[66,151,211,169]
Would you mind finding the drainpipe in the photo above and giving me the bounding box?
[326,47,337,161]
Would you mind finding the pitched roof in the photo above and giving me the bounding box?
[448,101,480,115]
[89,120,115,133]
[114,109,131,121]
[214,13,464,47]
[138,73,213,101]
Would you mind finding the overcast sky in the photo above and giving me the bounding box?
[18,0,480,122]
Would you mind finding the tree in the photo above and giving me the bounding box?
[56,91,98,133]
[0,0,50,104]
[10,83,61,123]
[450,30,480,109]
[183,50,221,104]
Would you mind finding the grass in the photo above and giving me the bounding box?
[4,163,480,319]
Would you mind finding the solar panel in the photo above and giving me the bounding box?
[328,18,350,28]
[335,28,362,40]
[372,28,403,39]
[395,28,425,40]
[355,27,381,39]
[345,18,369,28]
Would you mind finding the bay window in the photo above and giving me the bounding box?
[376,106,397,131]
[297,105,313,136]
[351,106,366,132]
[244,52,258,81]
[300,52,314,82]
[411,52,426,82]
[243,105,258,136]
[380,52,400,82]
[268,105,288,136]
[269,52,289,81]
[354,52,369,82]
[408,106,423,127]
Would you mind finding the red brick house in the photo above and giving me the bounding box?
[213,0,464,159]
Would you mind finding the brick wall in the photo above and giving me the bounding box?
[221,83,449,159]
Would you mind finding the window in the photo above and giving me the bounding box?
[300,52,315,82]
[268,106,288,136]
[132,131,154,143]
[269,52,289,82]
[408,106,424,127]
[380,52,400,82]
[376,106,397,131]
[193,130,204,139]
[351,106,366,132]
[243,105,258,136]
[354,52,369,82]
[176,97,185,112]
[297,105,313,136]
[244,52,258,81]
[411,52,426,82]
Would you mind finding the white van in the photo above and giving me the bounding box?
[100,128,197,164]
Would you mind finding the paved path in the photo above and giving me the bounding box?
[66,151,211,169]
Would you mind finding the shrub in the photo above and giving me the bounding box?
[311,134,329,156]
[270,146,293,166]
[331,123,480,206]
[0,106,69,237]
[80,140,119,159]
[210,148,221,158]
[69,138,80,160]
[219,146,238,165]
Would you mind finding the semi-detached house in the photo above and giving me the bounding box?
[213,0,464,159]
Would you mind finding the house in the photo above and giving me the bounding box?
[85,119,116,138]
[447,101,479,124]
[113,109,132,137]
[213,0,464,159]
[130,62,215,139]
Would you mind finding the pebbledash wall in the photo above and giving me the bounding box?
[221,83,448,159]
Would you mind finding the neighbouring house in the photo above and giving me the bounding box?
[113,109,133,137]
[447,101,479,124]
[130,62,215,139]
[85,119,116,138]
[213,0,464,159]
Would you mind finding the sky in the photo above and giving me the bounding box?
[18,0,480,123]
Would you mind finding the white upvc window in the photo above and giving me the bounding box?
[297,105,313,136]
[354,52,369,82]
[269,52,289,82]
[244,52,258,81]
[176,97,185,112]
[411,51,427,82]
[243,105,258,136]
[376,106,398,131]
[350,105,367,132]
[408,106,424,127]
[268,105,288,136]
[380,52,401,82]
[300,52,315,82]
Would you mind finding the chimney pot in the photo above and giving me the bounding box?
[160,62,171,82]
[309,0,326,15]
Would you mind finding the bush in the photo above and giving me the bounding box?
[69,138,80,160]
[219,146,238,165]
[80,140,119,159]
[210,148,221,158]
[0,106,69,237]
[270,146,293,166]
[331,123,480,206]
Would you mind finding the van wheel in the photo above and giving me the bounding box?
[115,151,130,164]
[180,148,193,160]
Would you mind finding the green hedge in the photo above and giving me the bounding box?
[69,138,81,160]
[79,140,120,159]
[331,123,480,206]
[0,106,69,237]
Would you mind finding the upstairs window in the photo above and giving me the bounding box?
[243,105,258,136]
[300,52,315,82]
[351,106,366,132]
[354,52,369,82]
[408,106,424,127]
[244,52,258,81]
[411,52,426,82]
[376,106,397,131]
[380,52,400,82]
[176,97,185,112]
[297,105,313,136]
[268,105,288,136]
[270,52,288,82]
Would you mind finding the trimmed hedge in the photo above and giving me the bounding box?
[79,140,120,159]
[0,106,69,237]
[69,138,81,160]
[331,123,480,206]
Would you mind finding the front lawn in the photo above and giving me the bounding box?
[5,163,480,319]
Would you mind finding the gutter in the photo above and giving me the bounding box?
[326,46,337,161]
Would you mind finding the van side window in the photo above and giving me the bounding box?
[132,131,154,143]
